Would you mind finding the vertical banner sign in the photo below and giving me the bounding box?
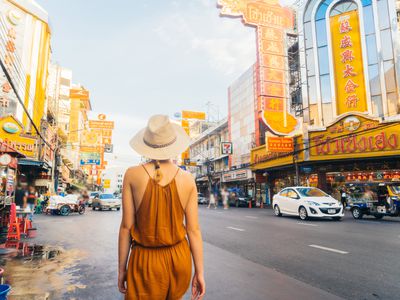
[217,0,297,136]
[69,98,80,142]
[330,10,367,115]
[181,119,190,162]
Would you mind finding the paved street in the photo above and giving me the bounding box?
[4,206,400,300]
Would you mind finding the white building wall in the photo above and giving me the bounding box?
[228,64,256,168]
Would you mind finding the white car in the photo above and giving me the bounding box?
[272,187,344,220]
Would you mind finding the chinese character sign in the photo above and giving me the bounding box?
[330,10,367,115]
[217,0,298,136]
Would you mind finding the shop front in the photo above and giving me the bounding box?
[305,114,400,193]
[222,169,255,202]
[251,136,305,202]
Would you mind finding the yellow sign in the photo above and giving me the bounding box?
[182,111,206,120]
[218,0,297,136]
[251,137,304,170]
[69,88,90,100]
[0,116,37,157]
[103,179,111,189]
[266,136,294,152]
[309,115,400,161]
[89,120,114,129]
[331,10,367,115]
[69,98,80,142]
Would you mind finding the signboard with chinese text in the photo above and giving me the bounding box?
[80,152,101,165]
[182,111,206,120]
[89,120,114,129]
[330,10,367,115]
[309,115,400,161]
[69,88,89,100]
[218,0,298,136]
[266,136,293,152]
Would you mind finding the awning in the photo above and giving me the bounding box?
[18,159,51,170]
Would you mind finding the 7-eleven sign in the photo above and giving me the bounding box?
[221,142,233,155]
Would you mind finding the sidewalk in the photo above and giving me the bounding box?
[184,242,344,300]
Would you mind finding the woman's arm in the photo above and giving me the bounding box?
[118,170,135,294]
[185,177,206,299]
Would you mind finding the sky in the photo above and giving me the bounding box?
[36,0,293,169]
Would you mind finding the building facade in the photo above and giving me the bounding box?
[251,0,400,198]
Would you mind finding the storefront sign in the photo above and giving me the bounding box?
[330,10,367,115]
[0,116,37,157]
[221,142,233,155]
[309,115,400,160]
[2,122,19,134]
[89,120,114,129]
[69,88,89,100]
[222,169,252,182]
[218,0,298,136]
[251,137,304,170]
[80,152,101,165]
[103,179,111,189]
[266,136,293,152]
[182,111,206,120]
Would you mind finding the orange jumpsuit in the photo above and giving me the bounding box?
[125,167,192,300]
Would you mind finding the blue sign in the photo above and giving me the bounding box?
[80,159,101,166]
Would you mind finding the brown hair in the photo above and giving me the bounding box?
[153,160,163,183]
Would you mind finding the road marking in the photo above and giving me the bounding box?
[226,226,245,232]
[245,216,258,219]
[297,222,318,227]
[309,244,349,254]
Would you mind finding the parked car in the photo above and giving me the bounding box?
[45,195,85,216]
[198,193,208,205]
[228,191,256,207]
[272,187,344,220]
[88,191,100,207]
[92,193,121,211]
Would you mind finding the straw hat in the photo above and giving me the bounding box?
[129,115,190,160]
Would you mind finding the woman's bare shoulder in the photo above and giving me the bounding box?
[177,169,196,186]
[124,165,144,180]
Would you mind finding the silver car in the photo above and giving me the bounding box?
[92,193,121,211]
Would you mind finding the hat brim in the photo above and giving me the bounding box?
[129,123,191,160]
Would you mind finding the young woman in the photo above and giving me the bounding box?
[118,115,205,300]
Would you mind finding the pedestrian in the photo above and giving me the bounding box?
[221,187,229,209]
[118,114,205,300]
[341,187,348,208]
[26,185,37,220]
[14,184,27,209]
[208,192,217,209]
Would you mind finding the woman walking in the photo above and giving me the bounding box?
[118,115,205,300]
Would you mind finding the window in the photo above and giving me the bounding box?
[304,22,313,49]
[377,0,390,30]
[297,187,328,197]
[368,64,381,96]
[363,5,375,35]
[316,20,327,47]
[384,60,397,93]
[330,1,357,17]
[380,29,393,61]
[318,46,329,75]
[287,189,300,199]
[306,49,315,76]
[366,35,378,65]
[320,75,332,103]
[279,189,288,197]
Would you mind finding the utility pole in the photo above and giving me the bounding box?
[293,137,300,186]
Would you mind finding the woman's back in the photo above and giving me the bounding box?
[130,164,186,247]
